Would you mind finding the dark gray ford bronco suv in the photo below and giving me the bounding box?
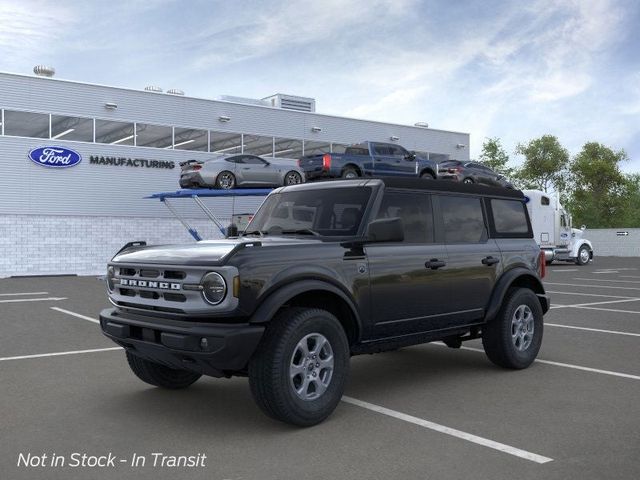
[100,178,549,426]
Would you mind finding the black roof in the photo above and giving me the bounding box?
[281,177,524,199]
[378,177,524,198]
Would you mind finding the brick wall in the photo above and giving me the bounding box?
[0,215,227,278]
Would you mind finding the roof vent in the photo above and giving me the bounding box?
[144,85,163,93]
[167,88,185,96]
[33,65,55,77]
[262,94,316,112]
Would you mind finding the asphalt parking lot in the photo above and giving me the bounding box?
[1,257,639,480]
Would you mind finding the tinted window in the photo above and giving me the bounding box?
[541,196,550,206]
[440,195,486,243]
[376,191,434,243]
[373,144,392,155]
[388,145,407,157]
[4,110,49,138]
[247,187,372,237]
[491,199,529,234]
[345,146,369,156]
[225,156,243,164]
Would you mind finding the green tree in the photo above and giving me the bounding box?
[568,142,629,228]
[514,135,569,192]
[478,137,514,178]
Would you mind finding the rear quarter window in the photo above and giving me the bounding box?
[489,199,532,237]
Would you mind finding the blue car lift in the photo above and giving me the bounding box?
[146,188,272,241]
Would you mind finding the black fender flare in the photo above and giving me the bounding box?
[249,279,362,339]
[419,167,436,179]
[484,268,549,322]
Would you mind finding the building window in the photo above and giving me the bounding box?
[51,115,94,142]
[244,134,274,156]
[273,137,303,159]
[173,127,208,151]
[95,119,135,145]
[210,131,243,154]
[135,123,172,149]
[3,110,49,138]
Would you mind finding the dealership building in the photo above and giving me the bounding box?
[0,69,470,277]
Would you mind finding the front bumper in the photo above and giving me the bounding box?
[100,308,264,377]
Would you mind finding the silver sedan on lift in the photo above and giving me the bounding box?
[179,154,306,189]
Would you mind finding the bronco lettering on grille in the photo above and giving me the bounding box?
[119,279,181,290]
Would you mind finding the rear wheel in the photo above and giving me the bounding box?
[125,351,201,389]
[420,171,436,180]
[248,308,350,426]
[216,171,236,189]
[576,245,591,265]
[341,167,359,179]
[284,170,303,186]
[482,288,543,369]
[463,177,474,184]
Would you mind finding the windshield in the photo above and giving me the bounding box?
[245,187,372,237]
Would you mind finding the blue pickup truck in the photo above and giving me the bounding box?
[298,141,439,181]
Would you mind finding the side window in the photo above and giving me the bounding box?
[491,199,530,234]
[440,195,486,243]
[388,145,408,157]
[242,156,267,165]
[225,156,243,164]
[373,144,391,156]
[541,196,550,206]
[375,191,434,243]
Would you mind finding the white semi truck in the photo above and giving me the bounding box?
[523,190,594,266]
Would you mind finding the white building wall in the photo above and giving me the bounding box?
[586,229,640,257]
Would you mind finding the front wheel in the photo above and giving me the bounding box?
[216,171,236,189]
[125,351,201,389]
[284,170,303,186]
[481,288,543,369]
[463,177,474,184]
[576,245,591,265]
[248,308,350,426]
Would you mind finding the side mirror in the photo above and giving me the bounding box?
[404,153,416,161]
[366,217,404,243]
[581,225,586,230]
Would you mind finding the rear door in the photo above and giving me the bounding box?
[435,194,502,323]
[371,143,397,176]
[365,190,450,338]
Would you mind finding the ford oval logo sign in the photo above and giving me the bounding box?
[28,146,82,168]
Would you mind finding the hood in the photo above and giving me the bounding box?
[112,236,322,266]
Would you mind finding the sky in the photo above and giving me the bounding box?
[1,0,639,171]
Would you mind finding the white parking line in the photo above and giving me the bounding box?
[572,306,640,315]
[0,292,49,296]
[0,297,67,304]
[549,269,578,272]
[342,396,553,464]
[433,344,640,381]
[549,298,640,309]
[0,347,122,362]
[545,282,640,291]
[546,323,640,337]
[620,275,640,279]
[546,290,639,299]
[573,278,640,284]
[51,307,99,324]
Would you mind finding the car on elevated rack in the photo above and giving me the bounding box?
[437,160,514,188]
[100,178,549,426]
[179,154,305,189]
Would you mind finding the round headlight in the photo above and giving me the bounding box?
[201,272,227,305]
[106,266,115,292]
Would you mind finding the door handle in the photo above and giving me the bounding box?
[425,259,446,270]
[482,256,500,266]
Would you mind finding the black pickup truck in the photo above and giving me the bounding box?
[100,178,549,426]
[298,141,439,181]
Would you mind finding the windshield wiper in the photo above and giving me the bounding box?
[281,229,320,236]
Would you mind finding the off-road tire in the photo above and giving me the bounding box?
[482,288,543,369]
[248,308,350,427]
[125,351,202,389]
